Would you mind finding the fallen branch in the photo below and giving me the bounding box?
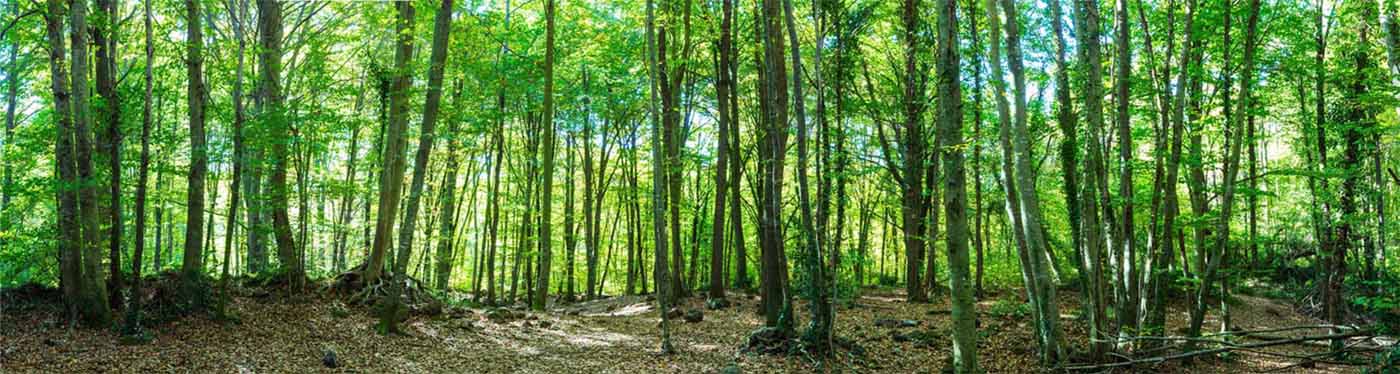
[1062,330,1372,371]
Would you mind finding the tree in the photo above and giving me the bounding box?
[645,0,675,354]
[784,0,832,351]
[257,0,298,286]
[434,81,465,290]
[1073,0,1111,360]
[1112,0,1138,338]
[1185,0,1261,353]
[936,0,977,370]
[755,0,794,333]
[46,0,107,325]
[366,0,415,287]
[533,0,556,312]
[894,0,928,303]
[708,0,735,301]
[385,0,454,332]
[94,0,122,308]
[124,0,158,335]
[181,0,209,301]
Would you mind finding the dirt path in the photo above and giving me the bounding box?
[0,287,1372,373]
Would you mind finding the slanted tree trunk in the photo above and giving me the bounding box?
[366,0,416,287]
[783,0,832,351]
[1186,0,1261,354]
[384,0,453,332]
[216,0,249,319]
[1001,0,1065,362]
[1146,0,1195,344]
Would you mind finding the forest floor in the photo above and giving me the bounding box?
[0,280,1384,373]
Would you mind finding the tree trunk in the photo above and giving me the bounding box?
[936,0,977,370]
[1112,0,1138,338]
[708,0,735,301]
[756,0,794,331]
[179,0,207,290]
[365,0,416,287]
[94,0,123,309]
[1072,0,1111,361]
[784,0,832,350]
[645,0,675,353]
[125,0,158,333]
[385,0,452,332]
[899,0,928,304]
[1186,0,1261,354]
[434,81,465,290]
[1001,0,1064,362]
[46,0,102,324]
[256,0,298,287]
[533,0,556,312]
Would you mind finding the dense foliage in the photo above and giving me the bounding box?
[2,0,1399,370]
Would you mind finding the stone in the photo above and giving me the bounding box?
[683,309,704,323]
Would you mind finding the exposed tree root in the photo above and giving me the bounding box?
[330,264,443,316]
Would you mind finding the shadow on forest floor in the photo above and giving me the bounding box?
[0,280,1380,373]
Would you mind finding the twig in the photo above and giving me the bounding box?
[1062,330,1371,371]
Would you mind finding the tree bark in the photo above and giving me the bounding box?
[936,0,977,370]
[533,0,556,312]
[365,0,415,287]
[645,0,675,353]
[94,0,123,308]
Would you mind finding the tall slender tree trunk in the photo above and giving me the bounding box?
[1112,0,1138,338]
[936,0,977,370]
[94,0,123,308]
[784,0,832,350]
[125,0,158,333]
[70,0,111,323]
[434,81,465,290]
[756,0,793,331]
[533,0,557,312]
[217,0,249,319]
[1186,0,1261,353]
[898,0,928,304]
[708,0,735,301]
[1073,0,1110,360]
[645,0,675,353]
[1001,0,1065,362]
[47,0,102,324]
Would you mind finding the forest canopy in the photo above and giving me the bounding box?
[1,0,1400,371]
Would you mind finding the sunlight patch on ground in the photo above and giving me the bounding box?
[592,302,653,317]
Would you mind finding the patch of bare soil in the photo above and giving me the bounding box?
[0,286,1383,373]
